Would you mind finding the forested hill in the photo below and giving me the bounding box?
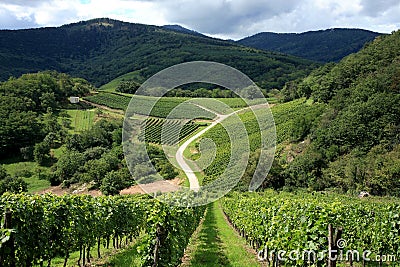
[237,28,381,62]
[279,30,400,196]
[0,18,317,89]
[162,24,206,37]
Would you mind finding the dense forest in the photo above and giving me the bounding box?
[274,30,400,196]
[0,71,179,195]
[0,72,92,156]
[238,28,381,62]
[0,18,317,90]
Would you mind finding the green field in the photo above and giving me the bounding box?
[189,97,270,114]
[63,109,96,133]
[2,161,51,193]
[99,70,144,92]
[198,108,271,179]
[84,92,131,110]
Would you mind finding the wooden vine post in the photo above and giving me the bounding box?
[328,224,343,267]
[153,224,167,267]
[1,209,16,267]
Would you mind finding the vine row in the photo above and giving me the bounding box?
[0,193,204,267]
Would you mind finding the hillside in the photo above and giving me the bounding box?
[162,24,206,37]
[0,18,317,89]
[238,28,381,62]
[277,30,400,196]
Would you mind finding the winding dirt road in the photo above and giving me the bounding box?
[176,103,270,191]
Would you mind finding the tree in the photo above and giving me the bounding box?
[0,109,43,157]
[43,132,57,148]
[52,151,85,184]
[66,134,83,151]
[158,162,178,180]
[115,80,140,94]
[42,108,62,134]
[100,170,126,195]
[39,92,57,111]
[34,142,51,166]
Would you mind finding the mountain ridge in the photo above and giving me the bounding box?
[237,28,382,62]
[0,18,317,89]
[162,24,206,37]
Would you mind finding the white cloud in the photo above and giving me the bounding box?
[360,0,400,17]
[0,0,399,38]
[0,0,167,29]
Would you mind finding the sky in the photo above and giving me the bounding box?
[0,0,399,40]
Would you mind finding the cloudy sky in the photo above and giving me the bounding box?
[0,0,399,39]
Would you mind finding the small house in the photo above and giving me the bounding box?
[69,96,80,104]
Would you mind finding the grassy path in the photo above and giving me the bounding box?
[182,201,261,267]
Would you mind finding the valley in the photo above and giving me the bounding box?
[0,18,399,267]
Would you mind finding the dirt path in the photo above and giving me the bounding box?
[81,99,125,114]
[120,178,182,194]
[38,178,182,196]
[43,100,272,196]
[176,102,271,191]
[38,184,102,196]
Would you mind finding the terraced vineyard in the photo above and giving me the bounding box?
[84,92,131,110]
[270,98,326,142]
[140,118,201,145]
[84,93,215,119]
[201,108,271,179]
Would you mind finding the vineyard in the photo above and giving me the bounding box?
[0,193,205,267]
[221,191,400,266]
[270,98,326,143]
[187,98,266,114]
[201,109,269,179]
[197,99,326,182]
[84,93,131,110]
[140,118,201,145]
[84,93,215,119]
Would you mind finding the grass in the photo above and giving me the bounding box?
[181,202,261,267]
[64,109,96,133]
[23,177,51,193]
[104,237,146,266]
[99,70,144,92]
[33,238,144,267]
[51,145,66,159]
[2,161,51,193]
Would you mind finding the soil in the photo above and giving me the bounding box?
[120,178,182,195]
[38,178,183,196]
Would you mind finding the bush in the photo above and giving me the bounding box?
[15,169,32,178]
[34,142,51,165]
[100,170,126,195]
[0,176,28,194]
